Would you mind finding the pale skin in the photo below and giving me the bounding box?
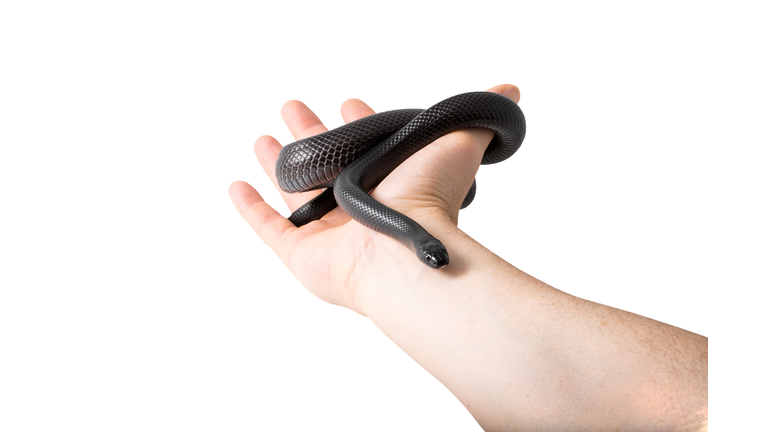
[229,84,708,431]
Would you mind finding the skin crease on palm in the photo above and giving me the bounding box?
[229,84,708,431]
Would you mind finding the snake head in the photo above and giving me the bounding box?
[417,239,450,269]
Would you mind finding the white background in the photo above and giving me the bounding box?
[1,1,765,430]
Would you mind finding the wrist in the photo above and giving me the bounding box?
[351,212,464,317]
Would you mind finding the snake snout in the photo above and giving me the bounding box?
[418,239,450,269]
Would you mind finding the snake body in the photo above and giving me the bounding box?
[275,92,526,269]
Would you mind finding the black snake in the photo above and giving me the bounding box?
[275,91,526,269]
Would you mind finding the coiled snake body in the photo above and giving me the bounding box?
[276,92,526,269]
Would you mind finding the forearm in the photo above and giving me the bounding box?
[355,217,708,431]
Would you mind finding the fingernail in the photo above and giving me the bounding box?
[501,85,520,102]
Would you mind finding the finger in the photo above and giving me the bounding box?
[486,83,521,103]
[228,180,295,257]
[254,135,321,212]
[340,98,376,123]
[281,100,329,140]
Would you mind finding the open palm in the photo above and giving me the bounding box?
[229,84,521,314]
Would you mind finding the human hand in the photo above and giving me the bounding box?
[230,85,708,430]
[229,84,521,314]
